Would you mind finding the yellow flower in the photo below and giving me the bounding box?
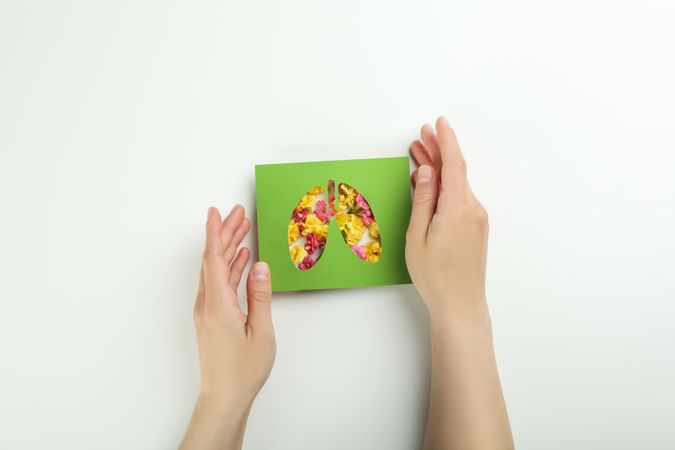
[301,214,330,240]
[298,194,315,209]
[338,194,355,210]
[340,183,355,196]
[340,214,363,245]
[345,227,364,246]
[346,214,365,234]
[336,212,348,231]
[289,245,308,264]
[314,223,329,240]
[368,221,379,239]
[337,214,366,245]
[338,184,356,210]
[288,222,301,245]
[308,186,323,195]
[365,241,382,263]
[302,213,323,236]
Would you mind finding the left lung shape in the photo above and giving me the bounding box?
[335,182,382,263]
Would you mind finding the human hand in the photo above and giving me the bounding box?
[180,205,275,450]
[407,119,513,449]
[406,117,490,320]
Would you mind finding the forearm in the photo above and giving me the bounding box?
[423,299,513,450]
[179,395,252,450]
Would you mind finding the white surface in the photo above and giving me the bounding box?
[1,0,674,448]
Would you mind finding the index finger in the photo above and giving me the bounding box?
[435,117,469,193]
[203,207,229,303]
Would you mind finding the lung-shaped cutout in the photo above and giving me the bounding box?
[336,182,382,263]
[288,181,382,270]
[288,185,330,270]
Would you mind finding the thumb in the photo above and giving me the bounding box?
[407,165,438,244]
[246,261,274,334]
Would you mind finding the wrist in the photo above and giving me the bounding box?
[427,303,496,363]
[195,392,253,421]
[424,294,493,333]
[180,393,253,450]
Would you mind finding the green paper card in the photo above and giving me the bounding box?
[255,156,412,292]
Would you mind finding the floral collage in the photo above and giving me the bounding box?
[288,181,382,270]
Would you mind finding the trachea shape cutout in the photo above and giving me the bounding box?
[288,180,382,270]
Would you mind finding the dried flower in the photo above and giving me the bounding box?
[368,221,379,239]
[304,233,324,255]
[290,245,308,264]
[288,222,301,245]
[298,194,315,210]
[365,241,381,263]
[351,245,366,260]
[314,200,329,222]
[298,255,316,270]
[338,183,357,210]
[292,207,308,223]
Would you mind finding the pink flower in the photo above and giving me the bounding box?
[292,207,308,223]
[355,194,374,224]
[356,194,370,214]
[328,192,336,217]
[314,200,329,222]
[298,255,316,270]
[304,233,323,255]
[351,245,366,260]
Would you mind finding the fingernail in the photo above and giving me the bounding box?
[417,165,432,183]
[252,262,270,281]
[207,206,215,221]
[441,116,449,127]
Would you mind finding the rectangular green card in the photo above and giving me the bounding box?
[255,156,412,292]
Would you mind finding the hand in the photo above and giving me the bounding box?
[406,117,490,320]
[180,205,276,450]
[406,118,513,450]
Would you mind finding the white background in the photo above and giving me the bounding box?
[1,0,674,449]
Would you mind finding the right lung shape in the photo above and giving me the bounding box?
[335,182,382,264]
[288,185,330,270]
